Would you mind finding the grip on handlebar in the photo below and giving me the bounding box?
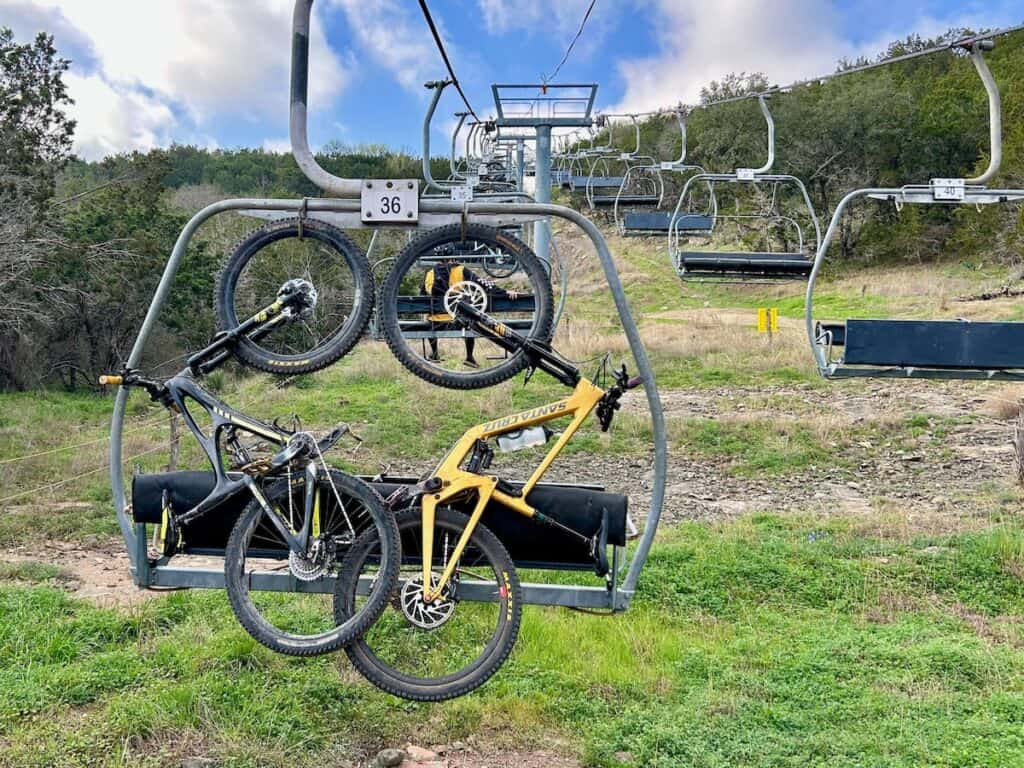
[626,376,643,390]
[99,375,123,386]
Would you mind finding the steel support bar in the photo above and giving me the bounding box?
[534,125,552,264]
[147,566,617,609]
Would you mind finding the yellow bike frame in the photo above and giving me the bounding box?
[420,377,607,601]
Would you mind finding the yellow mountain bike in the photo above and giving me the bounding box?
[334,300,641,700]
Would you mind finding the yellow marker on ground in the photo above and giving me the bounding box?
[757,308,779,336]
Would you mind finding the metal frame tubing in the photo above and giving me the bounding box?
[110,197,666,609]
[668,172,821,265]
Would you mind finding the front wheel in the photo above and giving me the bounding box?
[224,469,399,657]
[215,219,374,375]
[379,223,553,390]
[335,506,522,701]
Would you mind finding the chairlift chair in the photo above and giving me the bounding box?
[617,109,711,236]
[807,39,1024,381]
[588,115,665,210]
[669,95,822,281]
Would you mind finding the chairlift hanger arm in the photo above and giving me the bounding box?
[752,95,775,175]
[674,108,688,165]
[422,79,454,192]
[289,0,361,197]
[450,111,469,179]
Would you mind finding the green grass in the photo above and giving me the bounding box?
[1,516,1023,766]
[0,561,66,583]
[672,418,835,476]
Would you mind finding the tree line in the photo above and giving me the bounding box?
[612,28,1024,265]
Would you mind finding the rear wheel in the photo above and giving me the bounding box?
[335,506,521,701]
[224,469,399,657]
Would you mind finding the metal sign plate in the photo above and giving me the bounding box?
[660,161,675,171]
[619,153,632,161]
[451,185,473,203]
[736,168,757,181]
[361,179,419,223]
[932,178,965,201]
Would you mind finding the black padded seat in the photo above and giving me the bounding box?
[398,317,534,334]
[623,212,714,232]
[678,251,812,279]
[838,319,1024,369]
[369,477,627,571]
[590,195,661,207]
[578,176,624,189]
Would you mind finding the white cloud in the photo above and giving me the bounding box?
[476,0,597,37]
[611,0,1024,115]
[329,0,437,92]
[6,0,350,158]
[611,0,850,114]
[262,137,293,154]
[63,72,176,160]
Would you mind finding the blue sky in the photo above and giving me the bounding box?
[3,0,1021,160]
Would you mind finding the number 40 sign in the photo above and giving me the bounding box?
[361,179,419,223]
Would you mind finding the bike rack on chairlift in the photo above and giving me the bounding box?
[807,39,1024,382]
[107,3,663,612]
[670,94,822,282]
[617,108,712,236]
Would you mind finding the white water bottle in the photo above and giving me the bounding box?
[496,427,549,453]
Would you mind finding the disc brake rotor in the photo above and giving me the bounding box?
[399,573,457,630]
[443,280,488,318]
[287,539,332,581]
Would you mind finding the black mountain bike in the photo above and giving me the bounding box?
[104,278,400,656]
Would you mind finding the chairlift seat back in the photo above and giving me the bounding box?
[132,471,627,571]
[372,477,628,571]
[624,213,714,232]
[840,319,1024,370]
[679,251,812,278]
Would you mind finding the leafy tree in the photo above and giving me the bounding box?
[0,27,76,388]
[0,27,75,202]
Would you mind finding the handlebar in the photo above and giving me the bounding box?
[100,370,170,405]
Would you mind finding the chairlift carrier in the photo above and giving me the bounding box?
[617,108,710,236]
[670,94,822,281]
[806,39,1024,381]
[107,0,665,613]
[587,115,665,210]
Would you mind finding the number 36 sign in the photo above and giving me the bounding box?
[361,179,419,223]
